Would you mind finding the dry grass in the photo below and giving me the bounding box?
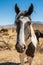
[0,24,43,65]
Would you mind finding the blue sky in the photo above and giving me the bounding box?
[0,0,43,25]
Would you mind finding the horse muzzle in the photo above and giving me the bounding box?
[15,43,26,53]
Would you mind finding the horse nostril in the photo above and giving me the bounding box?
[15,44,17,49]
[24,45,26,49]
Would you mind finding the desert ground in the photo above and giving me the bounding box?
[0,24,43,65]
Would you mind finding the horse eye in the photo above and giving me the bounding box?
[27,21,31,25]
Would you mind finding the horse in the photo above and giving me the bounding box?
[35,30,43,42]
[14,3,38,65]
[0,28,8,33]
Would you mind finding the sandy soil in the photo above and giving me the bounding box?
[0,24,43,65]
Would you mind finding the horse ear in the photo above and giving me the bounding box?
[28,3,34,15]
[15,4,20,14]
[25,4,34,16]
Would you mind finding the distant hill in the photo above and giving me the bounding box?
[0,24,16,28]
[32,21,43,24]
[0,23,43,31]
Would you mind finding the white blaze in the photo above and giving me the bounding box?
[19,16,30,45]
[30,24,37,48]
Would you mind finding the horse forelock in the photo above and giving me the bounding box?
[15,11,31,20]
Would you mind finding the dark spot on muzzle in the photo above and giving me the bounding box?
[15,43,26,53]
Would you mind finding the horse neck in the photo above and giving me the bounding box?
[30,24,36,37]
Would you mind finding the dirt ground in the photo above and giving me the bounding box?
[0,24,43,65]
